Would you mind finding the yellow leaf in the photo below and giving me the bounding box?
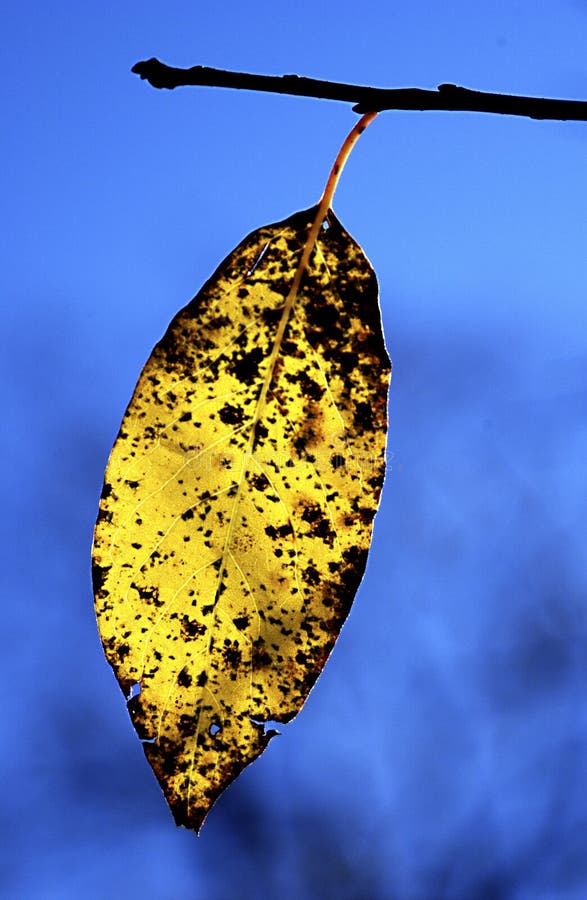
[93,113,391,832]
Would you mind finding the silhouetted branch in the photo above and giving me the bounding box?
[132,58,587,122]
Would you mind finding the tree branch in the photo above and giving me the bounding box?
[131,58,587,122]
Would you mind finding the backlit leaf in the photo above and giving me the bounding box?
[93,203,390,831]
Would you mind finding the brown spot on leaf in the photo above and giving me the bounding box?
[181,615,206,639]
[229,347,265,383]
[250,473,270,492]
[177,668,192,688]
[218,402,245,425]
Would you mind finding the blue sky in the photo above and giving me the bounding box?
[2,2,586,898]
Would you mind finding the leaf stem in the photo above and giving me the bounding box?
[318,111,378,211]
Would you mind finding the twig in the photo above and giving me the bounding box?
[131,58,587,122]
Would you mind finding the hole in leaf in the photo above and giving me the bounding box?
[128,682,141,700]
[249,716,282,736]
[209,722,221,737]
[140,736,157,745]
[246,241,270,276]
[321,219,330,231]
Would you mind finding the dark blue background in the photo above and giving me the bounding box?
[2,2,586,897]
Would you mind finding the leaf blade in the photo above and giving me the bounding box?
[93,206,390,830]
